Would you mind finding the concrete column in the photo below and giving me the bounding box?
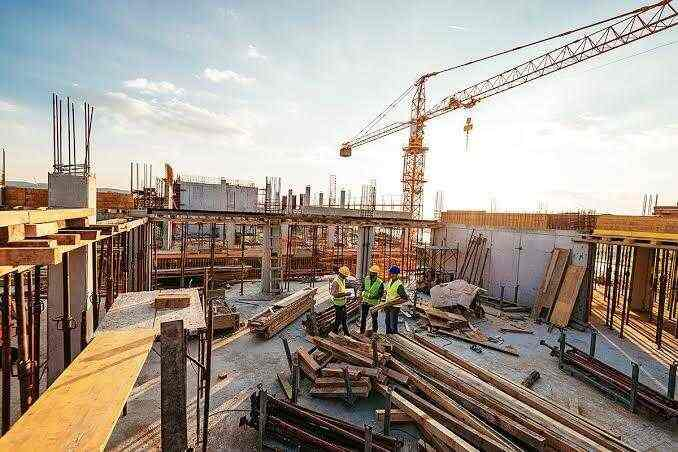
[224,222,237,246]
[47,173,96,383]
[356,226,375,282]
[161,219,172,250]
[262,222,281,294]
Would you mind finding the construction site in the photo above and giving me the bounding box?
[0,1,677,451]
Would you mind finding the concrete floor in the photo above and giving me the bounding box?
[100,284,677,451]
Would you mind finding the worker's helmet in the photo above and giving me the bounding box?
[388,265,400,275]
[339,266,351,277]
[369,264,380,273]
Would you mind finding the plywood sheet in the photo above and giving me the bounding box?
[0,329,155,451]
[531,248,569,319]
[549,265,586,328]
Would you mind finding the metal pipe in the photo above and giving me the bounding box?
[14,272,31,412]
[62,252,72,367]
[32,266,41,400]
[1,274,11,433]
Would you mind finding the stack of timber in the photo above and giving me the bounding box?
[243,391,401,451]
[248,288,317,339]
[387,333,635,451]
[303,287,361,336]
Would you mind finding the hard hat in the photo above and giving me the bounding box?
[388,265,400,275]
[339,266,351,277]
[369,264,380,273]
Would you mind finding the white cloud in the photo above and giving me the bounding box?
[124,78,184,95]
[247,44,266,60]
[100,92,247,139]
[201,68,255,85]
[0,99,17,112]
[448,25,467,31]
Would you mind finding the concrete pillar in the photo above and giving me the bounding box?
[161,219,172,250]
[262,222,281,294]
[356,226,375,282]
[224,222,237,246]
[630,248,652,312]
[47,173,96,383]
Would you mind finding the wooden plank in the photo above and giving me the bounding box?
[387,388,478,452]
[0,247,60,266]
[549,265,586,328]
[45,234,81,246]
[0,329,155,451]
[309,385,370,398]
[65,217,89,228]
[154,294,191,309]
[6,239,57,248]
[375,409,411,424]
[59,229,100,240]
[531,248,569,319]
[24,222,59,238]
[432,330,519,357]
[277,372,293,400]
[0,208,93,228]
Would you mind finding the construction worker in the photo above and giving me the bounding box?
[360,264,384,335]
[384,265,408,334]
[330,266,351,335]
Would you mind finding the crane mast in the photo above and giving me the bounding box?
[339,0,678,219]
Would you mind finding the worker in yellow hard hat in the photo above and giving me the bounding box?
[330,265,351,335]
[384,265,408,334]
[360,264,384,335]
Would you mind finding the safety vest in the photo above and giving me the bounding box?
[362,276,383,305]
[332,276,347,306]
[385,278,403,303]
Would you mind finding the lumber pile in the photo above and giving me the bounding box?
[387,333,635,451]
[243,390,401,451]
[415,305,470,332]
[303,293,361,336]
[248,288,317,339]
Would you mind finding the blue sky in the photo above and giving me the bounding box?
[1,1,677,215]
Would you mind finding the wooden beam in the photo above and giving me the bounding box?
[59,229,100,240]
[375,409,411,424]
[0,247,60,266]
[385,387,478,452]
[45,234,81,245]
[24,222,59,238]
[65,217,89,228]
[0,208,94,228]
[6,239,57,248]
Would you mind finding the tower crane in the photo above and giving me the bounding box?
[339,0,678,220]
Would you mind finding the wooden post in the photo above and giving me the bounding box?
[383,386,392,435]
[2,274,11,433]
[257,388,267,452]
[106,236,114,310]
[161,319,187,451]
[201,298,213,452]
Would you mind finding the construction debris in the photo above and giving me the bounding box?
[248,288,317,339]
[520,370,541,388]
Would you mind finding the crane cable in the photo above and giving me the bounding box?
[430,0,672,77]
[348,0,672,143]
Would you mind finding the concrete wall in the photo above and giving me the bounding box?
[436,225,588,306]
[179,180,258,212]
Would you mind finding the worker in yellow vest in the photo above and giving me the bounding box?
[360,264,384,335]
[384,265,408,334]
[329,266,351,335]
